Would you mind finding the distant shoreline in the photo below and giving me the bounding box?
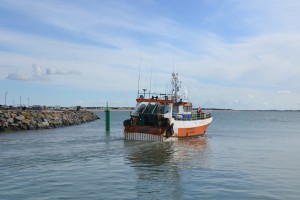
[2,105,298,112]
[83,108,300,112]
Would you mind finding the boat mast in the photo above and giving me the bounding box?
[137,52,141,98]
[149,67,152,99]
[172,72,180,102]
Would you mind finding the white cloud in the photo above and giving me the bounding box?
[6,71,34,81]
[6,64,47,81]
[6,64,80,81]
[45,67,80,75]
[278,90,291,94]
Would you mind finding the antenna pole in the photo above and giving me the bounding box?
[137,51,141,98]
[149,67,152,98]
[172,48,175,73]
[154,77,157,94]
[172,72,179,102]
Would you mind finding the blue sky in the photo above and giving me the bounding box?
[1,0,300,110]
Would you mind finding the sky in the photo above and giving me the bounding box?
[1,0,300,110]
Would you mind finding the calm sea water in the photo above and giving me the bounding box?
[1,111,300,200]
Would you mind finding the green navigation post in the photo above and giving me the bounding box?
[105,102,110,132]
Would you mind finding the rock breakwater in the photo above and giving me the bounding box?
[0,110,99,132]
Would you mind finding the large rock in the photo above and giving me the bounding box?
[2,122,8,128]
[7,118,14,123]
[37,123,45,129]
[30,119,37,126]
[15,115,25,121]
[20,124,27,130]
[22,119,31,125]
[45,114,53,120]
[42,121,49,127]
[10,123,19,127]
[22,112,31,119]
[4,113,10,119]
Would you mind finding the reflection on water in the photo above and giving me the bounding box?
[124,138,209,199]
[172,138,210,169]
[125,141,174,166]
[124,141,181,199]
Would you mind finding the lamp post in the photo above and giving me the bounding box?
[5,91,8,106]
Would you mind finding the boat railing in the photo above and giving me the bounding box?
[174,112,212,121]
[131,109,211,126]
[137,90,176,102]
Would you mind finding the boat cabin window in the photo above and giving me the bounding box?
[164,105,169,113]
[143,103,157,114]
[135,103,157,114]
[157,105,169,114]
[137,104,146,113]
[183,106,192,112]
[134,103,169,115]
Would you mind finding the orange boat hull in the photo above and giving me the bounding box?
[177,124,210,137]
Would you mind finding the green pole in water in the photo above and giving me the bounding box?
[105,102,110,131]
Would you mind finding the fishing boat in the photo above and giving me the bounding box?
[123,72,212,141]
